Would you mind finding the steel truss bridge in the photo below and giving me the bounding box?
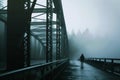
[0,0,120,80]
[0,0,68,79]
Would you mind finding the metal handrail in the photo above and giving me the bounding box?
[85,58,120,76]
[86,58,120,61]
[0,59,68,78]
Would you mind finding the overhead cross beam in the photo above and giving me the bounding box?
[0,8,55,14]
[31,21,56,25]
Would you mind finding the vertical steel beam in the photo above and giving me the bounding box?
[56,12,61,60]
[46,0,53,62]
[63,33,68,58]
[53,0,69,60]
[24,0,31,67]
[7,0,26,70]
[24,0,37,67]
[61,28,64,59]
[7,0,37,70]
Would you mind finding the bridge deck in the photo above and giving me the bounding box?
[56,60,120,80]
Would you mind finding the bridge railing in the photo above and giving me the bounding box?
[0,59,68,80]
[85,58,120,76]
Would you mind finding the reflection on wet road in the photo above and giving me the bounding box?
[56,60,120,80]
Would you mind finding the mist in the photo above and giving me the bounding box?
[62,0,120,59]
[68,28,120,59]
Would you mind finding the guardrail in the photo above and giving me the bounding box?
[0,59,68,80]
[85,58,120,76]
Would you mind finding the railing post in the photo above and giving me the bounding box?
[99,59,101,61]
[103,59,106,70]
[111,59,114,73]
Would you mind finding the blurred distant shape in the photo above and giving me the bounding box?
[0,0,7,9]
[68,28,120,59]
[0,0,3,8]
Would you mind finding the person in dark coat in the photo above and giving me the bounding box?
[80,54,85,69]
[80,54,85,62]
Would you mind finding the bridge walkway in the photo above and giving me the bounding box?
[56,60,120,80]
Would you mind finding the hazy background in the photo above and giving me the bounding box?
[62,0,120,59]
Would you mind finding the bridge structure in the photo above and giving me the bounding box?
[0,0,68,79]
[0,0,120,80]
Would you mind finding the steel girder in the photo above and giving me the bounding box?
[7,0,26,70]
[0,8,56,14]
[46,0,53,62]
[53,0,69,59]
[56,12,61,60]
[31,21,56,25]
[6,0,68,69]
[7,0,37,70]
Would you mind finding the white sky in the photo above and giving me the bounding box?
[62,0,120,35]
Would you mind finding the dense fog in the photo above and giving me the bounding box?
[62,0,120,59]
[68,28,120,59]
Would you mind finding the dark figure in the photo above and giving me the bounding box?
[80,54,85,69]
[80,54,85,62]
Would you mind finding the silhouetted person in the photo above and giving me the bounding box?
[80,54,85,69]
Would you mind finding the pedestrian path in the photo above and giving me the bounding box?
[56,60,120,80]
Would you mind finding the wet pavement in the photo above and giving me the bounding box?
[56,60,120,80]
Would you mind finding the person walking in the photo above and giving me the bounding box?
[80,54,85,69]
